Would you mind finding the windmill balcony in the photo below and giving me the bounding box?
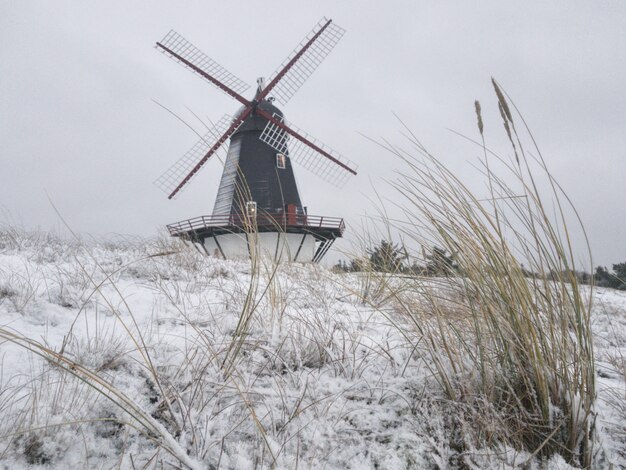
[166,212,345,239]
[166,212,344,263]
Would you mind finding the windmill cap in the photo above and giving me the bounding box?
[234,99,284,134]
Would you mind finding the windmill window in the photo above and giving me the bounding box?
[246,201,257,217]
[276,153,287,169]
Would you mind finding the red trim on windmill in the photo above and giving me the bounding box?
[154,17,357,200]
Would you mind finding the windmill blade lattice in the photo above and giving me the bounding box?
[157,30,250,98]
[266,18,345,106]
[154,114,239,197]
[260,114,357,187]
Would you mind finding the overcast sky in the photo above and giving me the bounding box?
[1,1,624,268]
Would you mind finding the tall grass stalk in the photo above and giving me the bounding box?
[0,328,203,470]
[371,82,596,466]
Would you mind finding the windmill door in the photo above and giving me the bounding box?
[286,204,297,225]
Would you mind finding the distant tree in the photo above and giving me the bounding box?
[613,262,626,278]
[612,262,626,290]
[551,269,592,284]
[425,246,457,276]
[576,270,592,284]
[368,240,406,273]
[332,259,350,273]
[594,266,612,288]
[594,264,626,290]
[407,261,426,276]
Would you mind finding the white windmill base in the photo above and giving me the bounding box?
[166,214,343,263]
[204,232,317,262]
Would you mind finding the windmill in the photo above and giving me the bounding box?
[155,18,357,263]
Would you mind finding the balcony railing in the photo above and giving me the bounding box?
[167,212,345,238]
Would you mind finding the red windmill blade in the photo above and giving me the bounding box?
[260,17,346,106]
[155,17,355,200]
[258,111,357,187]
[156,30,251,104]
[153,114,242,197]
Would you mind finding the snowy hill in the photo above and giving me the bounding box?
[0,229,624,469]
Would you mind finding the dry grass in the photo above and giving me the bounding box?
[358,80,597,466]
[1,227,410,468]
[0,81,607,467]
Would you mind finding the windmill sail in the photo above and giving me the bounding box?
[260,114,357,187]
[154,114,239,197]
[264,18,345,106]
[157,30,250,98]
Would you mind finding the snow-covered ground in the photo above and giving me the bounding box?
[0,230,624,469]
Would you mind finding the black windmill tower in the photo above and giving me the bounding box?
[155,18,357,262]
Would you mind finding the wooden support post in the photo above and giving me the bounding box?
[212,235,227,259]
[293,233,308,262]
